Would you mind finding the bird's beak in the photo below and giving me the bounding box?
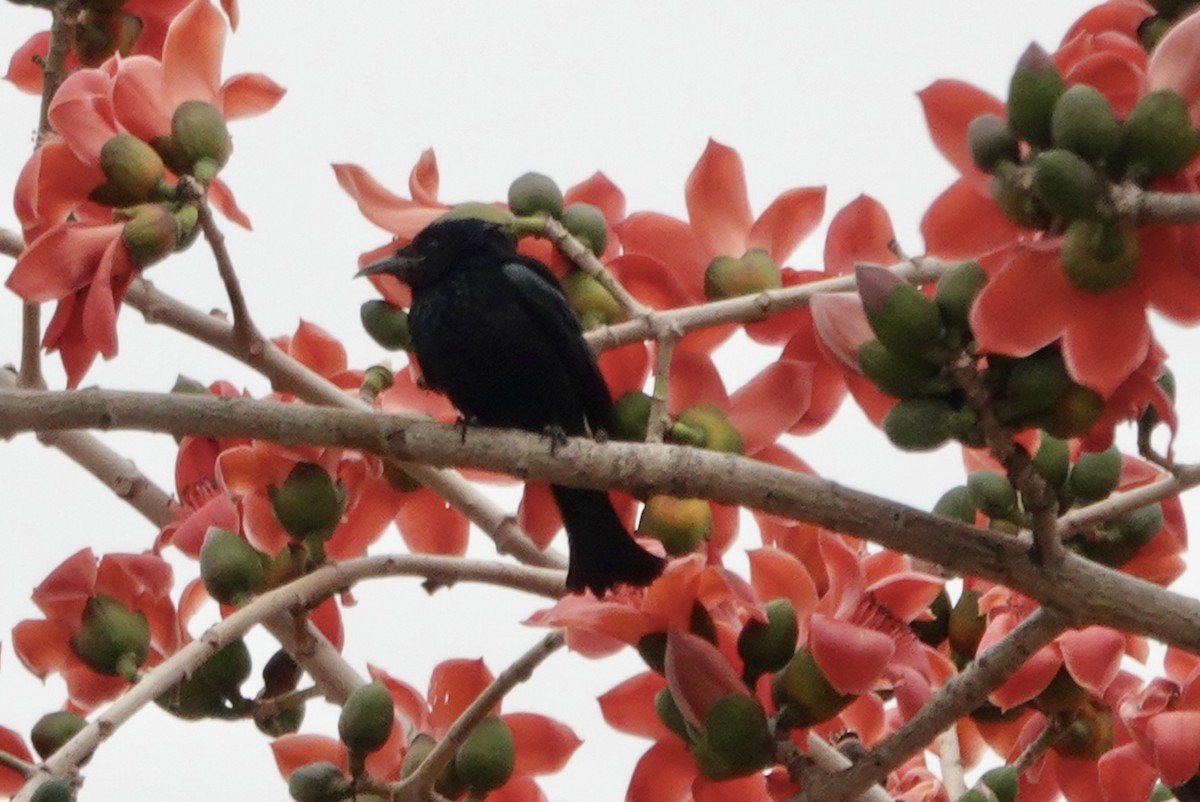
[356,244,420,281]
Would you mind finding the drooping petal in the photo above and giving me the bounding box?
[686,139,752,258]
[505,712,582,776]
[1146,710,1200,785]
[808,613,894,696]
[332,162,444,237]
[219,71,286,119]
[598,672,672,740]
[917,80,1005,181]
[1058,627,1125,697]
[824,195,898,275]
[517,481,562,550]
[746,186,826,265]
[627,740,696,802]
[161,0,226,106]
[47,68,121,164]
[6,221,125,303]
[428,659,494,735]
[5,32,51,94]
[395,488,470,556]
[408,148,440,207]
[287,320,348,377]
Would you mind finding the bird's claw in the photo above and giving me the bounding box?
[542,425,569,455]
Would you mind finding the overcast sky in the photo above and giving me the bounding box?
[1,3,1172,801]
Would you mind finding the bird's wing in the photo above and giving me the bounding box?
[500,258,614,433]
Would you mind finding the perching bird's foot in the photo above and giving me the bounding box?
[542,424,569,455]
[454,415,479,444]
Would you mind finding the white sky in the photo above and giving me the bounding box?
[2,3,1182,801]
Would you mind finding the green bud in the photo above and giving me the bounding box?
[173,203,200,251]
[857,339,943,399]
[909,587,952,647]
[966,470,1019,520]
[170,101,232,177]
[994,348,1072,423]
[361,364,394,396]
[261,649,302,698]
[69,594,150,680]
[1061,218,1139,293]
[704,250,783,300]
[934,260,987,331]
[980,766,1020,802]
[287,762,351,802]
[858,267,944,358]
[882,397,958,451]
[637,631,668,674]
[968,113,1020,173]
[560,202,608,255]
[611,390,653,441]
[91,134,166,206]
[122,204,181,269]
[1117,89,1200,182]
[991,167,1052,229]
[1007,43,1066,146]
[507,172,563,217]
[1071,503,1163,567]
[454,716,516,794]
[267,462,346,542]
[1045,382,1105,439]
[1030,149,1104,221]
[1138,17,1172,50]
[772,648,854,727]
[653,686,691,741]
[1051,84,1121,162]
[561,268,624,328]
[1068,445,1122,503]
[948,590,986,659]
[29,779,73,802]
[199,528,265,606]
[360,299,411,350]
[737,598,800,681]
[256,702,305,737]
[932,486,976,525]
[1032,433,1071,488]
[31,711,87,761]
[691,694,773,779]
[672,404,744,454]
[338,682,394,756]
[637,495,713,556]
[157,639,252,720]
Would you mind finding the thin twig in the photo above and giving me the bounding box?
[393,630,566,801]
[644,327,681,443]
[0,750,38,781]
[1056,462,1200,537]
[1010,714,1064,775]
[1111,183,1200,225]
[937,727,967,800]
[541,217,649,316]
[796,608,1068,802]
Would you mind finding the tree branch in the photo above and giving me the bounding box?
[3,388,1199,652]
[1112,184,1200,225]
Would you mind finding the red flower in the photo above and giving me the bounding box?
[617,139,825,353]
[0,726,33,796]
[1120,648,1200,786]
[12,549,179,712]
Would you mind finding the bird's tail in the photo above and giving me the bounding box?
[550,485,664,596]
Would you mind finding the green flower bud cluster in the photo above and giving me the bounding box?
[703,249,783,301]
[973,44,1200,293]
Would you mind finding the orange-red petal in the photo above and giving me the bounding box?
[746,186,826,266]
[686,139,752,258]
[598,672,671,740]
[504,712,581,776]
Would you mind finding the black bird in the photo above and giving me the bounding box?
[358,217,664,595]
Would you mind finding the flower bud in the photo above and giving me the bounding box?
[637,495,713,555]
[1068,445,1122,503]
[69,594,150,680]
[994,348,1071,424]
[1070,503,1163,567]
[122,203,181,269]
[199,528,265,606]
[933,486,976,525]
[690,694,773,780]
[857,339,943,399]
[29,778,73,802]
[157,639,251,720]
[360,299,411,350]
[611,390,653,441]
[980,767,1020,802]
[967,470,1019,520]
[772,647,854,727]
[934,260,986,331]
[1060,218,1139,293]
[507,172,563,217]
[882,397,958,451]
[671,404,744,454]
[703,250,783,301]
[1032,432,1071,489]
[454,716,516,794]
[173,203,201,251]
[1051,84,1121,162]
[560,202,607,255]
[338,682,394,756]
[287,762,351,802]
[402,733,466,797]
[737,598,799,682]
[92,134,166,206]
[31,711,87,761]
[967,113,1020,173]
[1045,382,1104,439]
[1007,43,1066,147]
[561,268,624,328]
[857,266,944,359]
[1117,89,1200,182]
[991,166,1052,229]
[169,100,232,178]
[1030,149,1104,221]
[948,589,986,660]
[909,586,952,647]
[654,687,691,740]
[267,462,346,542]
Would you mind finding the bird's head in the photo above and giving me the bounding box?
[356,217,514,288]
